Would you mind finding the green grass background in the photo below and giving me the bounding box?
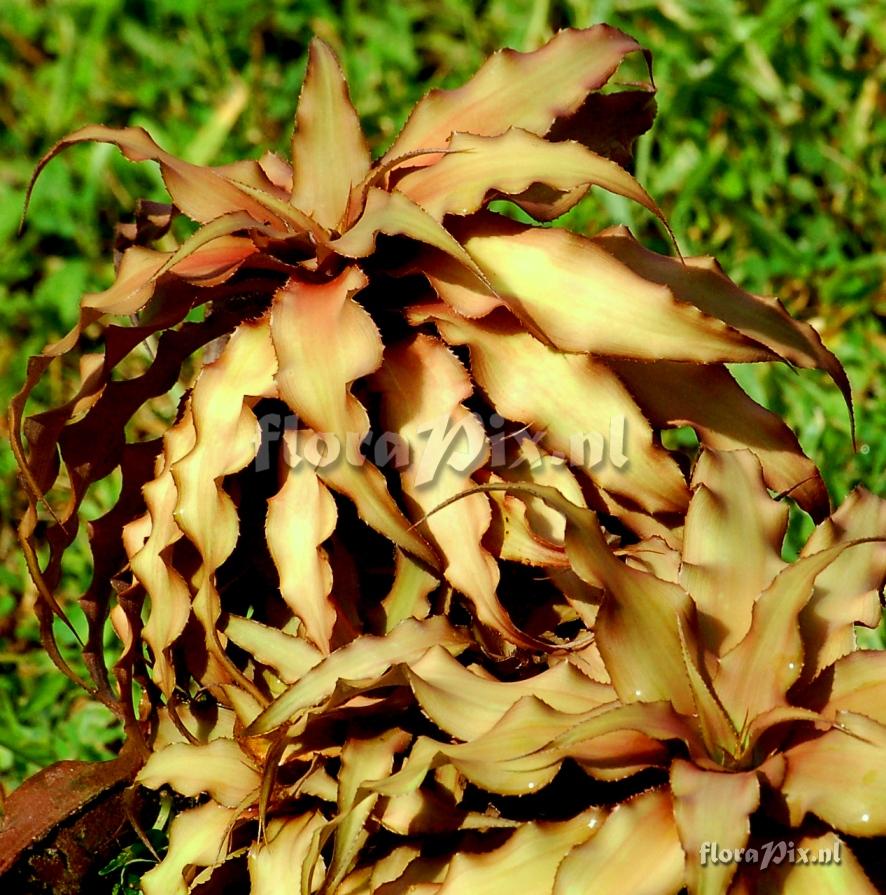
[0,0,883,794]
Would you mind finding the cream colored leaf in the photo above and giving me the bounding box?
[140,801,237,895]
[553,789,684,895]
[137,738,260,807]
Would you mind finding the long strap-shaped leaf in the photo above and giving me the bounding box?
[395,127,673,240]
[455,215,775,362]
[25,125,292,229]
[246,616,469,735]
[596,226,854,430]
[384,25,644,162]
[270,267,438,568]
[373,333,549,650]
[290,38,370,231]
[171,317,278,698]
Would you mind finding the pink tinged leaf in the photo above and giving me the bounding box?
[27,125,291,228]
[137,738,260,807]
[246,616,469,735]
[289,38,370,230]
[670,760,760,895]
[82,246,167,317]
[270,268,437,568]
[373,334,544,649]
[797,488,886,681]
[571,729,670,782]
[782,711,886,836]
[547,699,705,768]
[85,222,258,329]
[419,305,689,515]
[680,450,788,657]
[745,831,878,894]
[248,813,327,895]
[271,266,373,445]
[163,235,257,282]
[552,788,685,895]
[384,25,644,163]
[458,217,774,362]
[434,809,604,895]
[142,214,260,285]
[258,150,294,191]
[715,540,882,726]
[140,801,238,895]
[225,175,328,238]
[395,128,671,231]
[594,226,853,418]
[373,698,693,800]
[266,434,338,652]
[608,360,830,521]
[213,157,291,200]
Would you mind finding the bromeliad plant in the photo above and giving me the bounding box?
[135,450,886,895]
[313,449,883,894]
[12,23,885,895]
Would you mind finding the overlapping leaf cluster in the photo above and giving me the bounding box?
[13,26,886,894]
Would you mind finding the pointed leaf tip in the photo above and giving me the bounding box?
[290,38,370,231]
